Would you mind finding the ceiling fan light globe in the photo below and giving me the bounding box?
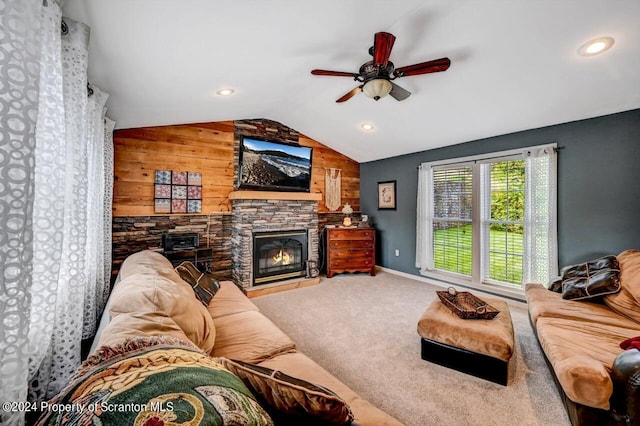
[363,79,392,100]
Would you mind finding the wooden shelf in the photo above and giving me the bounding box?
[229,191,322,201]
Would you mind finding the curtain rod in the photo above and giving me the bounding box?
[416,146,563,169]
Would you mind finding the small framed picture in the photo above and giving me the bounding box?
[377,180,397,210]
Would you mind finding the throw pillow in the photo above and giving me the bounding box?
[561,255,619,277]
[216,358,354,425]
[547,276,563,293]
[604,250,640,324]
[176,261,220,307]
[561,269,621,300]
[559,255,621,301]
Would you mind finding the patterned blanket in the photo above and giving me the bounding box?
[36,337,273,426]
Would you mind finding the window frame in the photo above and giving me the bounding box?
[418,144,556,297]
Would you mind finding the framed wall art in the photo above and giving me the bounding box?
[377,180,397,210]
[155,170,202,214]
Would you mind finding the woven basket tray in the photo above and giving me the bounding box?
[436,287,500,320]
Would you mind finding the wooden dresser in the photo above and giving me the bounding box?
[326,227,376,278]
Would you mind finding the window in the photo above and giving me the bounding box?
[481,159,525,285]
[416,145,557,294]
[432,166,473,276]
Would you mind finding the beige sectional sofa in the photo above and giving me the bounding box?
[525,249,640,426]
[94,250,402,425]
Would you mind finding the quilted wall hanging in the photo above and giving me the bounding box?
[154,170,202,213]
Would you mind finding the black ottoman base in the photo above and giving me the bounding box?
[421,338,509,385]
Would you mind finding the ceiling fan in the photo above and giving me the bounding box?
[311,32,451,103]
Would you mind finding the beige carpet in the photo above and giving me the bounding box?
[252,271,570,426]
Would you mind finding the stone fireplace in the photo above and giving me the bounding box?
[230,192,320,288]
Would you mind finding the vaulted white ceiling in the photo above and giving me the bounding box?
[62,0,640,163]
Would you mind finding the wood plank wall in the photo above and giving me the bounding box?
[299,134,360,214]
[113,120,359,216]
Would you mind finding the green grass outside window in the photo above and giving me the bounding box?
[433,224,523,285]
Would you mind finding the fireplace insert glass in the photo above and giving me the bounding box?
[253,230,308,285]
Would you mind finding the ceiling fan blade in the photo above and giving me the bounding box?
[373,32,396,67]
[311,69,359,78]
[389,82,411,101]
[394,57,451,77]
[336,86,362,103]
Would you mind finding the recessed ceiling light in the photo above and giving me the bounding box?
[216,88,235,96]
[361,123,375,131]
[578,37,614,56]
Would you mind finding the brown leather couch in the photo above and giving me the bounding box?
[96,250,402,425]
[525,249,640,426]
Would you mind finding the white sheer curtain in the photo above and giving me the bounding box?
[0,1,113,423]
[523,146,558,283]
[0,2,43,425]
[83,85,112,339]
[28,0,68,403]
[415,163,434,272]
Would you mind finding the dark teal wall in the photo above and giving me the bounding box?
[360,108,640,275]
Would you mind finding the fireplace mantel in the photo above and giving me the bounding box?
[229,191,322,201]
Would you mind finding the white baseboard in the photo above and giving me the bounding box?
[377,266,449,287]
[376,265,526,303]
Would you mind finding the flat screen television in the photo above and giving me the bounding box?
[238,137,313,192]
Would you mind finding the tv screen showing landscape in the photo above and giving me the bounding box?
[238,137,313,192]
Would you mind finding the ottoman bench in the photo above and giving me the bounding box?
[417,294,514,385]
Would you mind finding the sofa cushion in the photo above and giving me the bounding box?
[604,250,640,324]
[603,287,640,325]
[535,316,640,409]
[211,310,295,363]
[217,358,354,425]
[207,280,260,319]
[258,352,403,426]
[618,250,640,301]
[119,249,183,282]
[98,307,194,348]
[175,261,220,307]
[526,283,640,329]
[105,251,216,353]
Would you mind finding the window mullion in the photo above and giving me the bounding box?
[471,163,482,284]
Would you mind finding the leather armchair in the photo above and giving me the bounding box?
[611,348,640,424]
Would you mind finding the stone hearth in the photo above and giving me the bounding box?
[230,192,320,288]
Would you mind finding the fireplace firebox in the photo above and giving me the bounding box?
[253,230,308,285]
